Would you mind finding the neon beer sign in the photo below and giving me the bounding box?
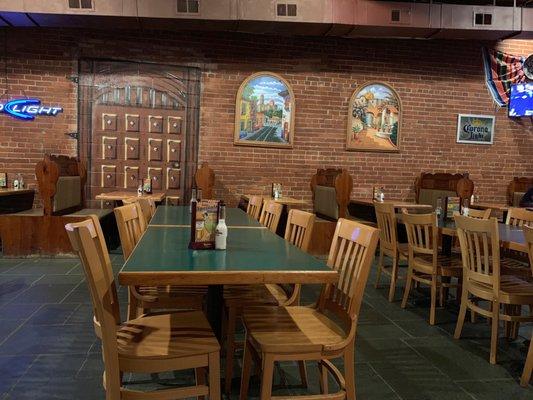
[0,98,63,120]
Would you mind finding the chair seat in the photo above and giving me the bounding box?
[398,243,409,258]
[469,275,533,304]
[136,285,207,309]
[500,257,531,280]
[413,254,463,277]
[117,311,219,360]
[223,284,289,307]
[242,306,347,354]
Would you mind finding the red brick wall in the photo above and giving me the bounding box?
[0,29,531,208]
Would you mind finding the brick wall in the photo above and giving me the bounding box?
[0,29,531,208]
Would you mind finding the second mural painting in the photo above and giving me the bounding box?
[347,82,402,152]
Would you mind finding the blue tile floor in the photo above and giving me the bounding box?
[0,252,532,399]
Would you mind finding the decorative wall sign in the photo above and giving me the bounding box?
[234,72,294,148]
[346,82,401,152]
[456,114,495,145]
[482,47,526,106]
[0,98,63,120]
[0,173,6,188]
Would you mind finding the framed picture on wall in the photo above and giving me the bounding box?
[0,173,6,188]
[456,114,495,145]
[234,72,295,148]
[346,82,402,152]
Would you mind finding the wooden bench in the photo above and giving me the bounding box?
[0,155,118,256]
[508,177,533,206]
[414,172,474,210]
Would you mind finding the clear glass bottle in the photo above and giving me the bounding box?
[462,198,470,217]
[18,173,24,189]
[215,202,227,250]
[189,187,197,213]
[137,179,143,197]
[378,187,385,202]
[197,188,203,202]
[435,197,443,224]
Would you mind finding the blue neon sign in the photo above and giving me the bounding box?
[0,98,63,120]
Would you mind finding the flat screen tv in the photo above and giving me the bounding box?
[508,82,533,117]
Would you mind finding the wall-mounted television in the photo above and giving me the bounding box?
[509,82,533,117]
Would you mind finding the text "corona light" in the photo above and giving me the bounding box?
[0,98,63,120]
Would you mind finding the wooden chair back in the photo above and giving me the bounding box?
[374,202,398,253]
[506,207,533,227]
[246,195,263,220]
[402,212,438,271]
[195,162,215,199]
[114,202,146,259]
[318,219,379,330]
[284,209,315,252]
[468,208,491,219]
[259,200,283,233]
[124,197,156,226]
[454,215,500,294]
[65,218,121,397]
[525,225,533,277]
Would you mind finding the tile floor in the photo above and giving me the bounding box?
[0,252,532,399]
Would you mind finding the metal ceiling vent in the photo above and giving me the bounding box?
[277,3,298,17]
[177,0,200,14]
[474,12,493,26]
[68,0,94,10]
[390,8,412,24]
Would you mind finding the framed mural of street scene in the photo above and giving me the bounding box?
[456,114,495,145]
[234,72,295,148]
[346,82,401,152]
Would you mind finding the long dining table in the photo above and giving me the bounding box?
[119,206,338,338]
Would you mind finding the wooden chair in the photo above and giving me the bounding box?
[114,203,206,319]
[508,177,533,206]
[223,209,315,395]
[65,218,220,400]
[453,216,533,365]
[195,162,215,199]
[468,208,491,219]
[238,219,379,400]
[123,197,156,226]
[374,202,408,302]
[521,225,533,386]
[506,207,533,226]
[259,200,283,233]
[400,212,462,325]
[246,195,263,220]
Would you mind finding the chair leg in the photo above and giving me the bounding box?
[454,288,468,340]
[429,277,437,326]
[388,256,398,302]
[401,269,413,309]
[195,367,206,400]
[260,354,275,400]
[239,340,254,400]
[297,361,308,388]
[318,361,329,394]
[375,250,384,289]
[344,344,356,400]
[208,351,221,400]
[127,287,139,320]
[490,302,500,365]
[521,333,533,387]
[224,305,237,395]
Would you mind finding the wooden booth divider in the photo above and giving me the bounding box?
[0,154,118,256]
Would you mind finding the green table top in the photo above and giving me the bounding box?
[150,206,263,228]
[119,226,337,286]
[438,220,525,247]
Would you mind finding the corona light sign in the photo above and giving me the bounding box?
[0,98,63,121]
